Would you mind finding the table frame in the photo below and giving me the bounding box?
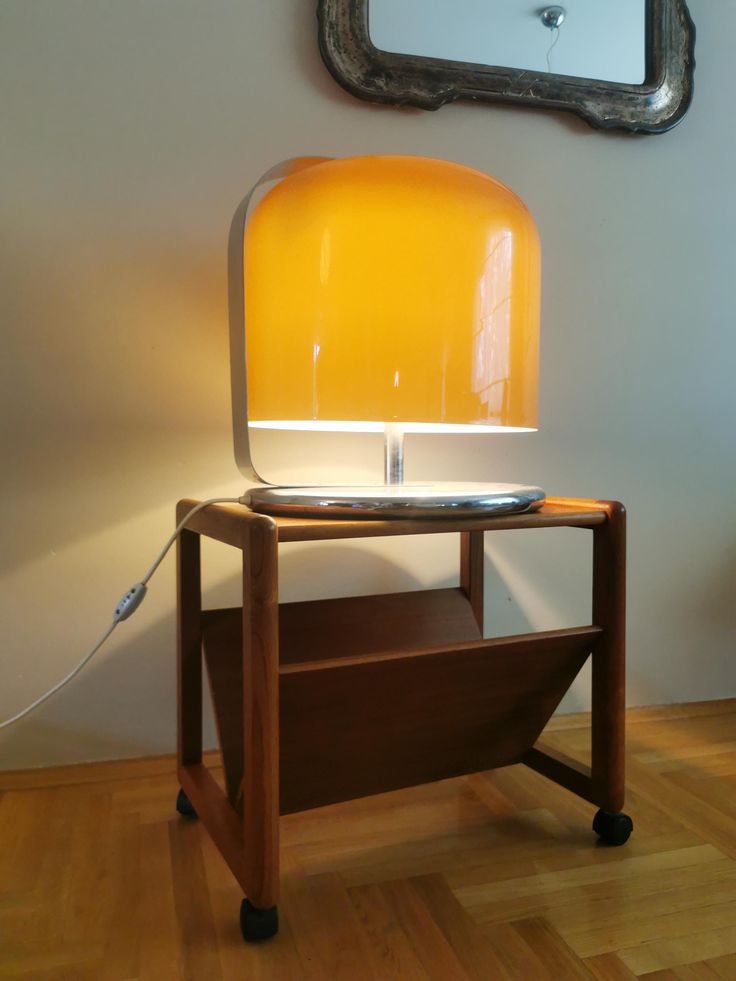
[175,497,627,934]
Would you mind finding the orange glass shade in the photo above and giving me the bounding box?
[245,155,540,433]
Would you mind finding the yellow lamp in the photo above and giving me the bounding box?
[228,155,544,517]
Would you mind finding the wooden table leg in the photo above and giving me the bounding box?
[177,524,202,770]
[460,530,484,633]
[591,502,626,813]
[242,515,280,914]
[526,506,631,845]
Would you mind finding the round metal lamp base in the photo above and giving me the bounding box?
[245,482,545,520]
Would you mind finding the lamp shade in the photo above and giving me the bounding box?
[244,155,540,434]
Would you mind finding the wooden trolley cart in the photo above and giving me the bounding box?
[175,497,631,941]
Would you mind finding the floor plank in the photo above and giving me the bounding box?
[0,700,734,977]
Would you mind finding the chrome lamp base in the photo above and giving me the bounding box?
[245,482,545,519]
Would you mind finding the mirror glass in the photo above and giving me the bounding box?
[368,0,646,85]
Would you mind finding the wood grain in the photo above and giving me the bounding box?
[175,518,202,768]
[1,701,734,978]
[0,700,725,793]
[459,531,484,631]
[202,587,483,807]
[202,619,244,806]
[278,627,600,814]
[242,514,280,909]
[202,612,600,815]
[178,763,248,892]
[591,501,627,812]
[272,500,608,541]
[177,496,609,544]
[523,742,595,803]
[171,495,630,948]
[278,587,482,663]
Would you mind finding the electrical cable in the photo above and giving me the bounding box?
[0,497,242,731]
[0,623,118,731]
[545,25,561,73]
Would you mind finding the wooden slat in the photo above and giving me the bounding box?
[280,587,482,663]
[177,498,270,549]
[202,589,482,802]
[584,953,639,979]
[177,763,248,892]
[523,742,595,803]
[177,497,610,547]
[592,501,627,812]
[279,626,601,814]
[459,531,484,631]
[347,881,447,979]
[202,614,243,807]
[273,501,608,542]
[279,625,602,676]
[241,515,280,909]
[203,589,481,669]
[176,520,202,768]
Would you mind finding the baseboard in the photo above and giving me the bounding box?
[1,698,733,791]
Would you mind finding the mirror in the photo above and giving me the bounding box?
[318,0,695,133]
[368,1,647,86]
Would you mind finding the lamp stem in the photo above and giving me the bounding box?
[384,423,405,485]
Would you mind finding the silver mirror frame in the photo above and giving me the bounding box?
[317,0,695,134]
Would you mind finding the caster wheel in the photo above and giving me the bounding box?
[175,788,197,818]
[240,899,279,942]
[593,809,633,846]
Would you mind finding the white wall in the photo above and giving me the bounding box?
[1,0,734,770]
[370,0,646,83]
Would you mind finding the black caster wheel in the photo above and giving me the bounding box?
[175,788,197,818]
[593,809,633,846]
[240,899,279,942]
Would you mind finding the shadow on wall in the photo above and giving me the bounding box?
[277,541,458,603]
[0,600,187,769]
[695,545,736,631]
[1,230,399,580]
[0,229,233,576]
[2,544,483,769]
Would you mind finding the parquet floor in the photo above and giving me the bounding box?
[1,700,734,980]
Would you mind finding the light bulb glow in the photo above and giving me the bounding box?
[249,420,536,433]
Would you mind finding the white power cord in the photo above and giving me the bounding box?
[0,497,242,731]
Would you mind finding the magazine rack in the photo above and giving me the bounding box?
[174,497,630,941]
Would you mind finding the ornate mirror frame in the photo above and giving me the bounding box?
[317,0,695,133]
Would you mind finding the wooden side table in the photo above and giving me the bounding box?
[174,497,631,942]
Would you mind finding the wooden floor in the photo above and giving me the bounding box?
[1,700,734,980]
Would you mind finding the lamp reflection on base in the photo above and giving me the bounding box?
[245,482,545,520]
